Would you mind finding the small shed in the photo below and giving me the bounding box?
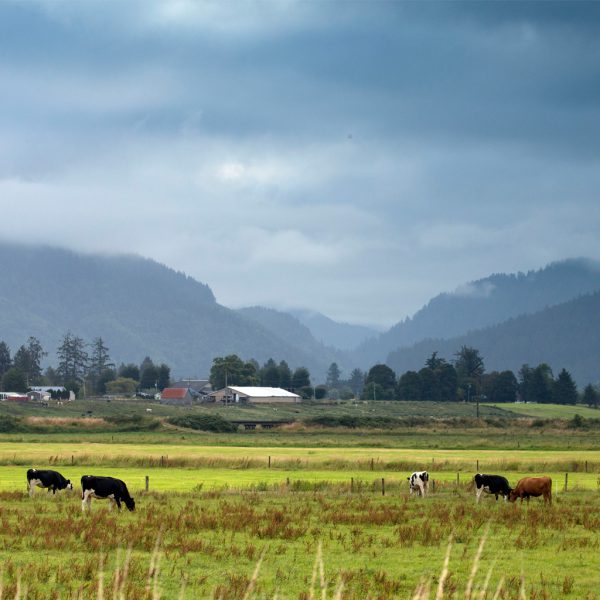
[159,387,195,405]
[210,386,301,404]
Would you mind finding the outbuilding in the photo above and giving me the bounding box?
[209,386,301,404]
[159,387,195,405]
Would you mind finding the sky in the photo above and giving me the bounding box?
[1,1,600,327]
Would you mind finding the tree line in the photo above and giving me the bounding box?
[351,346,596,406]
[0,335,171,397]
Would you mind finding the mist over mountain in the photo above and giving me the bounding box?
[236,307,347,369]
[387,291,600,386]
[353,259,600,366]
[0,242,336,379]
[288,309,380,351]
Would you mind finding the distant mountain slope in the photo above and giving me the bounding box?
[237,307,346,369]
[354,259,600,366]
[0,243,336,379]
[387,291,600,386]
[288,309,380,351]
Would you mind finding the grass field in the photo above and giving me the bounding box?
[485,402,600,419]
[1,404,600,598]
[1,487,599,598]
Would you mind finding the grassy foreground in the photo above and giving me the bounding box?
[0,487,599,599]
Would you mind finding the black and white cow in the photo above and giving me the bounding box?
[407,471,429,496]
[474,473,512,502]
[27,468,73,496]
[81,475,135,512]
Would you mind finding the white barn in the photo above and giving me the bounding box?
[210,386,301,404]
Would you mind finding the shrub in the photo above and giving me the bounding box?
[168,414,238,433]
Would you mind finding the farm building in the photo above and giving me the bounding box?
[209,386,301,404]
[171,379,212,397]
[159,387,195,405]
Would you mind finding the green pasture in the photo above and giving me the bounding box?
[7,464,600,494]
[485,402,600,419]
[0,488,599,598]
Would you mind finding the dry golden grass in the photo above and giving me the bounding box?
[24,416,107,427]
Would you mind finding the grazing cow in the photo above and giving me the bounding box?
[81,475,135,512]
[407,471,429,496]
[509,476,552,505]
[474,473,512,503]
[27,468,73,497]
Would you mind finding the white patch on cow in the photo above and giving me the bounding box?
[28,479,42,497]
[82,488,94,512]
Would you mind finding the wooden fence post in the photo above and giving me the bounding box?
[371,458,374,471]
[456,473,460,488]
[381,478,385,496]
[432,479,436,493]
[476,459,479,472]
[564,472,568,492]
[71,455,74,465]
[145,476,149,492]
[351,477,354,493]
[268,456,271,469]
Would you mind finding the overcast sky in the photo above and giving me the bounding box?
[2,1,600,327]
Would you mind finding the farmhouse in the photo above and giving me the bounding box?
[159,387,195,405]
[210,386,301,404]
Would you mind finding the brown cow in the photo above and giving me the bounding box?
[508,476,552,505]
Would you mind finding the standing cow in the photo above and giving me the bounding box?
[509,476,552,505]
[474,473,512,502]
[407,471,429,496]
[81,475,135,512]
[27,469,73,496]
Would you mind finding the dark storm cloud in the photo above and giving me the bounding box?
[1,1,599,325]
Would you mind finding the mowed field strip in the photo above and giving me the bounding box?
[2,442,600,467]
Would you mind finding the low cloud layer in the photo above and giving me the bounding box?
[1,1,600,326]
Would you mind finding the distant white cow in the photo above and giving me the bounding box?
[407,471,429,496]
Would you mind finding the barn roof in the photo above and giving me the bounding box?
[160,387,192,399]
[227,386,300,398]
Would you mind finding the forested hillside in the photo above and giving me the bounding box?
[387,291,600,386]
[0,243,335,378]
[354,259,600,365]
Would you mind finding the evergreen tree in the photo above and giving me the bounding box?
[348,368,365,397]
[326,362,341,389]
[553,368,578,405]
[157,363,171,391]
[454,346,485,398]
[278,360,292,389]
[56,332,88,385]
[583,384,599,408]
[0,341,11,378]
[13,337,46,385]
[291,367,311,389]
[139,358,159,391]
[88,337,115,394]
[261,358,280,387]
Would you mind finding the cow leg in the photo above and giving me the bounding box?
[475,487,483,503]
[28,481,35,497]
[115,497,122,511]
[82,490,92,512]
